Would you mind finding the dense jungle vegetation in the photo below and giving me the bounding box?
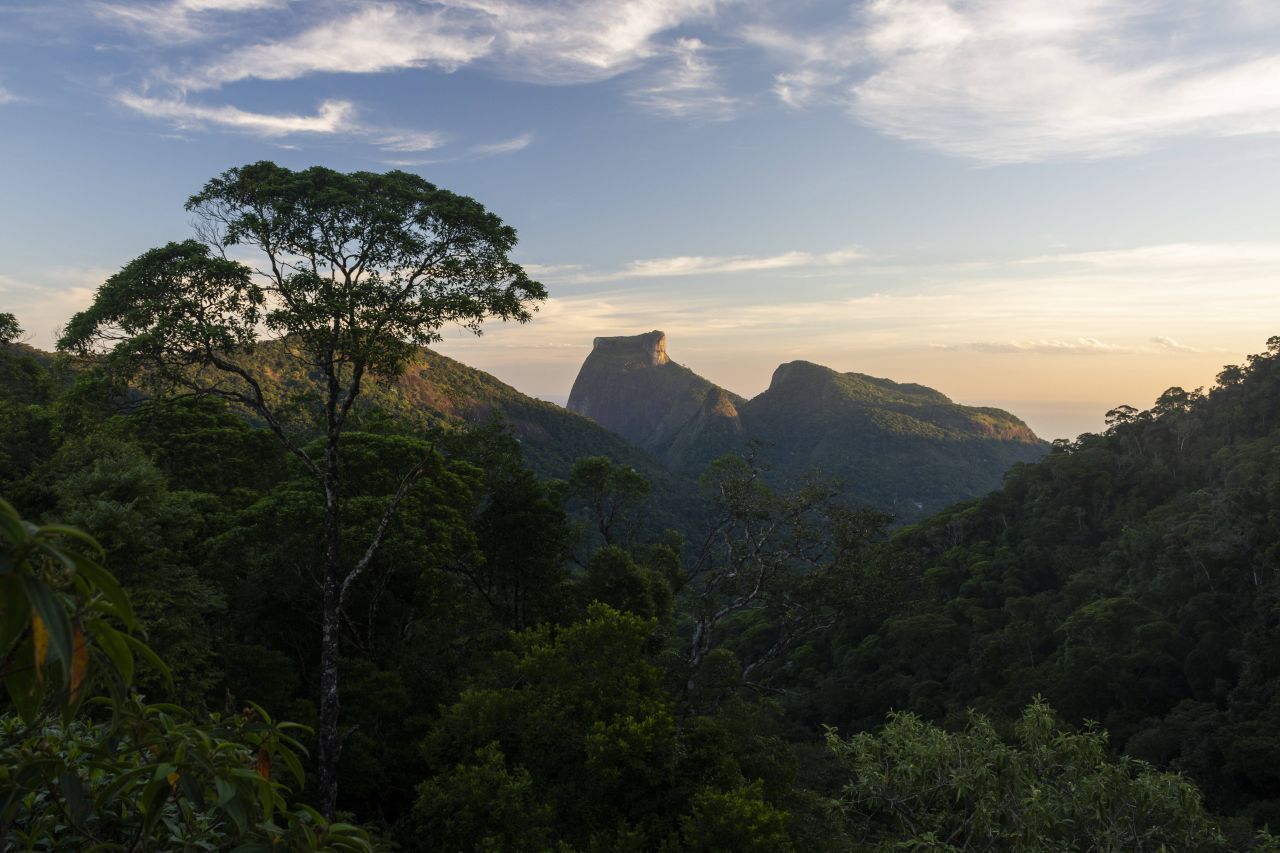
[10,319,1276,851]
[4,163,1280,850]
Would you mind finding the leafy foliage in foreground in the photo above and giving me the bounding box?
[0,496,371,850]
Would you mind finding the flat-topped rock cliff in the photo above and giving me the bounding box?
[567,331,745,455]
[567,332,1048,520]
[584,329,671,367]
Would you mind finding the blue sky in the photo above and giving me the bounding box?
[3,0,1280,439]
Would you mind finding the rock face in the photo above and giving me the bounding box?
[567,331,745,458]
[665,386,747,473]
[567,332,1048,520]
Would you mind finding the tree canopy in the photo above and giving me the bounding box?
[56,161,546,817]
[0,313,21,345]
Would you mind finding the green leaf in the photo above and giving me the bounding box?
[223,795,250,834]
[258,777,275,824]
[93,763,156,807]
[59,769,91,826]
[139,772,174,839]
[37,524,105,555]
[178,772,206,810]
[278,747,305,789]
[87,620,134,685]
[70,553,134,627]
[215,777,237,806]
[0,574,29,653]
[19,575,74,687]
[3,639,40,724]
[121,633,172,687]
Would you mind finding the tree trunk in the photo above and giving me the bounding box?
[317,476,343,819]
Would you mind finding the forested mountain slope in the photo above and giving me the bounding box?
[251,339,684,484]
[4,339,705,534]
[738,359,1046,518]
[797,337,1280,826]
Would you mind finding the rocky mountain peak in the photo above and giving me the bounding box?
[701,386,741,420]
[589,330,669,368]
[568,330,737,454]
[768,360,833,391]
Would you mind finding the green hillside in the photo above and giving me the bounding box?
[739,360,1047,519]
[793,337,1280,829]
[358,347,677,482]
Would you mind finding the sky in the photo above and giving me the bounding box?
[2,1,1280,440]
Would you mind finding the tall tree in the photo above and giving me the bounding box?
[0,312,22,344]
[58,161,545,815]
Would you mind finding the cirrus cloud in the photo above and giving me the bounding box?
[182,4,493,90]
[933,338,1133,355]
[116,93,357,136]
[750,0,1280,163]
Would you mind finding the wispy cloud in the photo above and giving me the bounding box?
[747,0,1280,163]
[380,132,534,165]
[739,15,854,109]
[478,239,1279,369]
[936,334,1213,356]
[1151,336,1197,352]
[631,37,740,120]
[772,68,843,110]
[440,0,721,84]
[522,263,586,278]
[169,0,720,91]
[934,338,1133,355]
[619,247,863,278]
[183,4,492,90]
[376,130,447,152]
[0,85,18,105]
[1022,242,1280,270]
[117,93,461,150]
[0,267,113,348]
[68,0,1280,160]
[470,133,532,156]
[95,0,285,41]
[520,247,865,284]
[105,1,724,141]
[117,94,356,136]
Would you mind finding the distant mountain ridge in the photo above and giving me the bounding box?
[568,331,1048,519]
[11,339,707,535]
[245,341,710,532]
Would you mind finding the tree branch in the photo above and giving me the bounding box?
[339,454,436,608]
[195,352,321,479]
